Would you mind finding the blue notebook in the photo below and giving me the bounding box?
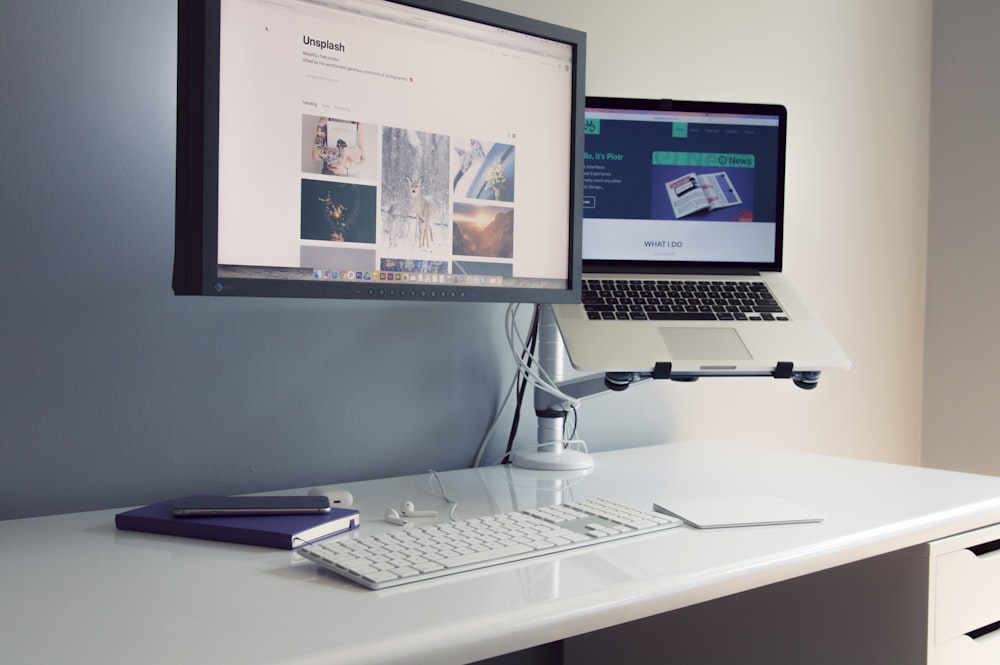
[115,495,360,549]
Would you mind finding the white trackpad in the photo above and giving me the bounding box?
[658,327,752,360]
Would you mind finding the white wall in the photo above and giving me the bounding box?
[478,0,933,464]
[923,0,1000,473]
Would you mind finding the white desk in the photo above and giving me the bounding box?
[3,442,1000,665]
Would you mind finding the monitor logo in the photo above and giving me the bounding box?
[214,283,224,293]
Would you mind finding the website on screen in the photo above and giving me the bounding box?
[215,0,575,288]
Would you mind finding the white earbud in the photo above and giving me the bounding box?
[400,500,438,518]
[384,507,408,526]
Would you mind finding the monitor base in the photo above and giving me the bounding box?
[510,448,595,471]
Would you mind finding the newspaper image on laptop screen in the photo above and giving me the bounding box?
[553,97,849,381]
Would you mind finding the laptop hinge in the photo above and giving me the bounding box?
[774,362,794,379]
[652,362,673,380]
[581,262,762,277]
[668,267,761,276]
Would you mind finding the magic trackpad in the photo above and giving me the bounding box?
[658,328,752,361]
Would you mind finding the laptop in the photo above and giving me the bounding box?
[552,97,849,382]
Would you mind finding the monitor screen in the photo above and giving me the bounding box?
[174,0,585,303]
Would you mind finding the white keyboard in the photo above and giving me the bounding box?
[298,497,683,589]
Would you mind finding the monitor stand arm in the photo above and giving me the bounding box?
[510,305,651,471]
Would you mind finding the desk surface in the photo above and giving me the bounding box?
[4,442,1000,665]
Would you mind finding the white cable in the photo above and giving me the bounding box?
[472,367,518,467]
[504,304,581,410]
[474,305,582,468]
[428,470,458,521]
[473,304,549,467]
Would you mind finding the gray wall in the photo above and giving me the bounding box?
[1,0,935,520]
[923,0,1000,473]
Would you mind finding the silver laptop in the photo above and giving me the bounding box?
[552,97,849,382]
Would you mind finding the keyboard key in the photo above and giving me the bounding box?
[648,312,717,321]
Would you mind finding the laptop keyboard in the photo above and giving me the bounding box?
[582,278,788,321]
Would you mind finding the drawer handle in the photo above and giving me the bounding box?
[969,620,1000,642]
[969,538,1000,557]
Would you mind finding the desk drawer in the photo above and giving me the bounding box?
[934,538,1000,641]
[934,627,1000,665]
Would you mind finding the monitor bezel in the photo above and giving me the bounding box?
[173,0,585,303]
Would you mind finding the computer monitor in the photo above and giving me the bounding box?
[173,0,585,304]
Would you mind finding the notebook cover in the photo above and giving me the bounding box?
[114,495,360,549]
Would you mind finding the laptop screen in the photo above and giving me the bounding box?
[582,98,786,273]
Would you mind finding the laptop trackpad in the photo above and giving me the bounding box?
[658,327,752,361]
